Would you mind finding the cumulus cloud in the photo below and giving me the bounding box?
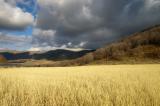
[32,0,160,49]
[0,0,34,30]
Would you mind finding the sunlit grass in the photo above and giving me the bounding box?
[0,64,160,106]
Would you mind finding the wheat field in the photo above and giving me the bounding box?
[0,64,160,106]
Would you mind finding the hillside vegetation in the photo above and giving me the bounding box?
[58,25,160,66]
[0,55,7,63]
[0,65,160,106]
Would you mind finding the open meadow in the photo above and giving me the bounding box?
[0,64,160,106]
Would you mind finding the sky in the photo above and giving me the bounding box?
[0,0,160,51]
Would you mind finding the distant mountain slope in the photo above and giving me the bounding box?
[32,49,95,61]
[0,49,94,61]
[58,25,160,66]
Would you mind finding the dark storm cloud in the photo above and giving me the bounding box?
[34,0,160,49]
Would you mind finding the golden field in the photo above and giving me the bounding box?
[0,64,160,106]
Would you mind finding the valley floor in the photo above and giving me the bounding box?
[0,64,160,106]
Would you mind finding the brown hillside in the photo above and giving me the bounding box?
[0,55,7,63]
[56,25,160,66]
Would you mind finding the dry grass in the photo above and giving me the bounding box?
[0,64,160,106]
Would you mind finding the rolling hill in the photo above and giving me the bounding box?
[32,49,95,61]
[56,25,160,66]
[0,55,7,63]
